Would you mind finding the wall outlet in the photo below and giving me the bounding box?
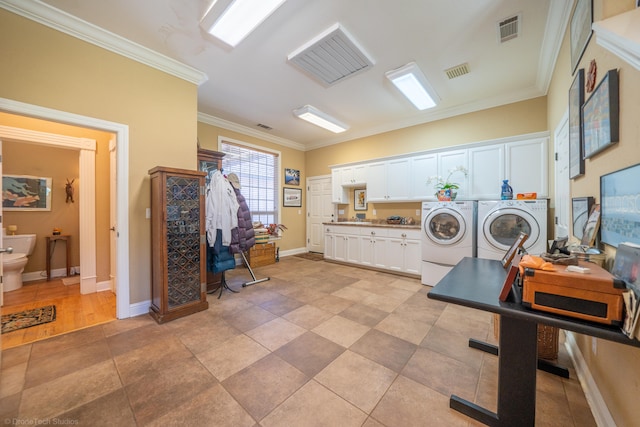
[145,208,151,219]
[592,337,597,355]
[373,209,377,216]
[298,209,301,215]
[338,209,344,215]
[416,209,420,216]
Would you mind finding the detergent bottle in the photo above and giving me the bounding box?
[501,180,513,200]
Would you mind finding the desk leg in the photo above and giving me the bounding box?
[449,316,537,426]
[497,315,537,426]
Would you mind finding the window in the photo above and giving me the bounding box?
[220,140,279,225]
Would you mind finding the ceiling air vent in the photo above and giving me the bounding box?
[256,123,273,130]
[498,15,520,43]
[288,23,374,86]
[445,63,470,80]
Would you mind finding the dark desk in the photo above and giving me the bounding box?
[45,235,71,280]
[427,257,640,427]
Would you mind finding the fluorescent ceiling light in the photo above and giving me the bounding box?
[293,105,349,133]
[385,62,439,110]
[201,0,287,47]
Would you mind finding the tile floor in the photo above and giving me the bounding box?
[1,256,597,426]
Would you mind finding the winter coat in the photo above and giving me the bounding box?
[230,187,255,254]
[206,170,239,247]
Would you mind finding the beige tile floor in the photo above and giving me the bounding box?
[1,256,597,426]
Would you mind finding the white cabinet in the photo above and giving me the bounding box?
[469,144,504,199]
[438,149,469,199]
[410,153,437,200]
[325,226,360,263]
[331,169,348,203]
[340,165,367,186]
[385,229,421,274]
[505,138,548,197]
[324,228,335,260]
[359,228,389,269]
[366,158,411,202]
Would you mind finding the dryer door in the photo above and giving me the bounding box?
[482,207,540,251]
[424,207,467,246]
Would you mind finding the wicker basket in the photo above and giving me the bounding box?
[493,314,559,360]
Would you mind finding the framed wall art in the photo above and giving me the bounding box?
[570,0,593,75]
[2,174,52,211]
[582,69,619,159]
[283,187,302,207]
[284,168,300,185]
[600,163,640,247]
[569,69,585,178]
[354,189,367,211]
[501,232,528,269]
[572,196,594,239]
[580,204,600,247]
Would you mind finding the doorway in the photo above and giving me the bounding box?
[0,97,130,319]
[306,175,334,253]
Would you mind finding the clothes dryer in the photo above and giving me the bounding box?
[477,199,548,260]
[421,200,477,286]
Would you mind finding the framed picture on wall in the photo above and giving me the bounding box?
[572,196,594,239]
[570,0,593,75]
[2,174,52,211]
[569,69,585,179]
[354,189,367,211]
[600,163,640,247]
[284,168,300,185]
[582,69,619,159]
[283,187,302,207]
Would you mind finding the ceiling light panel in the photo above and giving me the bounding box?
[201,0,287,47]
[293,105,349,133]
[288,23,374,86]
[385,62,439,110]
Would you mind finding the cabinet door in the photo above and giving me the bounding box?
[333,234,348,262]
[366,162,387,202]
[372,236,389,269]
[324,231,335,260]
[386,158,411,201]
[385,237,405,272]
[506,138,548,197]
[346,235,360,264]
[403,238,422,275]
[331,169,348,203]
[469,144,504,199]
[438,150,469,198]
[341,165,367,185]
[411,153,438,200]
[359,235,374,267]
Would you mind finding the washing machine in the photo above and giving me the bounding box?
[421,200,477,286]
[477,199,548,260]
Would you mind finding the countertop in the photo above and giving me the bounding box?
[323,221,421,230]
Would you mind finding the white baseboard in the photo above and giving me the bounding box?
[564,331,616,427]
[129,299,151,318]
[280,247,308,257]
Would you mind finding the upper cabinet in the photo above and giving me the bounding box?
[366,158,411,202]
[505,137,548,198]
[330,132,548,203]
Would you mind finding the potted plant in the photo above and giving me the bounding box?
[427,166,468,201]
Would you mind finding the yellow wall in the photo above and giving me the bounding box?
[197,122,307,252]
[0,113,112,282]
[545,2,640,425]
[0,9,199,303]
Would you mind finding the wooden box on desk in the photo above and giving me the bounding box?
[248,242,276,268]
[522,260,626,325]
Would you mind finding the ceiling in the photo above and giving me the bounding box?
[12,0,572,150]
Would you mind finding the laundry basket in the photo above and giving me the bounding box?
[493,314,559,360]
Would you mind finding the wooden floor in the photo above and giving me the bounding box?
[1,277,116,350]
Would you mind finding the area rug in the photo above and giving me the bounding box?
[294,252,325,261]
[62,276,80,286]
[1,305,56,334]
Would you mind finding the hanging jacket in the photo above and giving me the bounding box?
[229,187,256,254]
[206,170,239,247]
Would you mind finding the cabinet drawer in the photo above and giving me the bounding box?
[248,242,276,267]
[387,228,421,240]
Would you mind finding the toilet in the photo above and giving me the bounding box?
[3,234,37,292]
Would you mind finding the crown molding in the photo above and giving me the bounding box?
[536,0,573,93]
[0,0,208,85]
[197,112,306,151]
[593,8,640,72]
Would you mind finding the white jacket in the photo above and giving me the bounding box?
[206,171,239,246]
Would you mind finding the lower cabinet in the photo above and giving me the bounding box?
[325,225,420,276]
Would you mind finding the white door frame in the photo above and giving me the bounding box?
[553,110,570,240]
[0,97,130,319]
